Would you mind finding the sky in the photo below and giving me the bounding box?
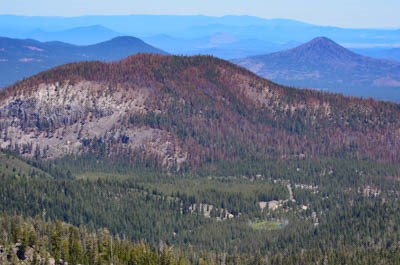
[0,0,399,28]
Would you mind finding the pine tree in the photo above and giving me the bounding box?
[69,227,83,265]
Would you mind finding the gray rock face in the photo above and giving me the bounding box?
[0,80,187,169]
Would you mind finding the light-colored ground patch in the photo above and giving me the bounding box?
[249,219,288,231]
[258,201,267,212]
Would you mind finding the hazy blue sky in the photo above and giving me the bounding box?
[1,0,399,28]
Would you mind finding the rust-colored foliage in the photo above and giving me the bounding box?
[1,54,400,169]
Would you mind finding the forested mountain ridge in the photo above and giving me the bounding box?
[0,54,400,172]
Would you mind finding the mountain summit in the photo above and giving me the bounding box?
[1,54,399,172]
[233,37,400,101]
[282,37,359,62]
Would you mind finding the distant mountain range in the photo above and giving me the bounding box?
[142,33,298,59]
[1,15,400,59]
[3,35,400,101]
[23,25,121,45]
[0,36,166,87]
[233,37,400,102]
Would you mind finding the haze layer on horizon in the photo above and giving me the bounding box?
[0,0,399,29]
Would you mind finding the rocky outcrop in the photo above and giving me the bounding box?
[0,80,187,170]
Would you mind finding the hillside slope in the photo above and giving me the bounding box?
[233,37,400,101]
[356,46,400,62]
[0,54,400,172]
[0,36,166,87]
